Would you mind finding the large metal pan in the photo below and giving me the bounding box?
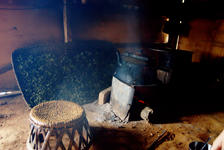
[11,40,117,108]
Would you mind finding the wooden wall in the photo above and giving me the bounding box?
[0,4,164,90]
[1,2,224,89]
[179,19,224,62]
[0,7,63,90]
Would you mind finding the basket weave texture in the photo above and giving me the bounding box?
[30,100,84,128]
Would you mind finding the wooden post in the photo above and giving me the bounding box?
[63,0,72,44]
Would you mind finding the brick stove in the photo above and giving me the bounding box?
[108,46,192,123]
[109,48,156,122]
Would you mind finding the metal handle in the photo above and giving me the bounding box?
[116,51,122,66]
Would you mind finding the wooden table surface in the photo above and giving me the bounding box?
[0,95,223,150]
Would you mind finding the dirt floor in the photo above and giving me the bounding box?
[0,95,224,150]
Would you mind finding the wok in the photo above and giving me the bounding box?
[11,40,117,108]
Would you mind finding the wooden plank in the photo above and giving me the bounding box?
[63,0,72,43]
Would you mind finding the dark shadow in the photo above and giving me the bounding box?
[0,63,12,75]
[90,126,144,150]
[128,55,224,124]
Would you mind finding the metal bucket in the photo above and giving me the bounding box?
[189,141,212,150]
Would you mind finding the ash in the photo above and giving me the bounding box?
[83,101,127,126]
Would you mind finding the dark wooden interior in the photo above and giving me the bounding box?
[1,0,224,149]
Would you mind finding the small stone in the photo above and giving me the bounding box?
[140,107,153,121]
[132,123,137,128]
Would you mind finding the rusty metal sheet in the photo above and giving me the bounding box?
[110,77,134,120]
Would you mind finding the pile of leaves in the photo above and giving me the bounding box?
[12,41,117,108]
